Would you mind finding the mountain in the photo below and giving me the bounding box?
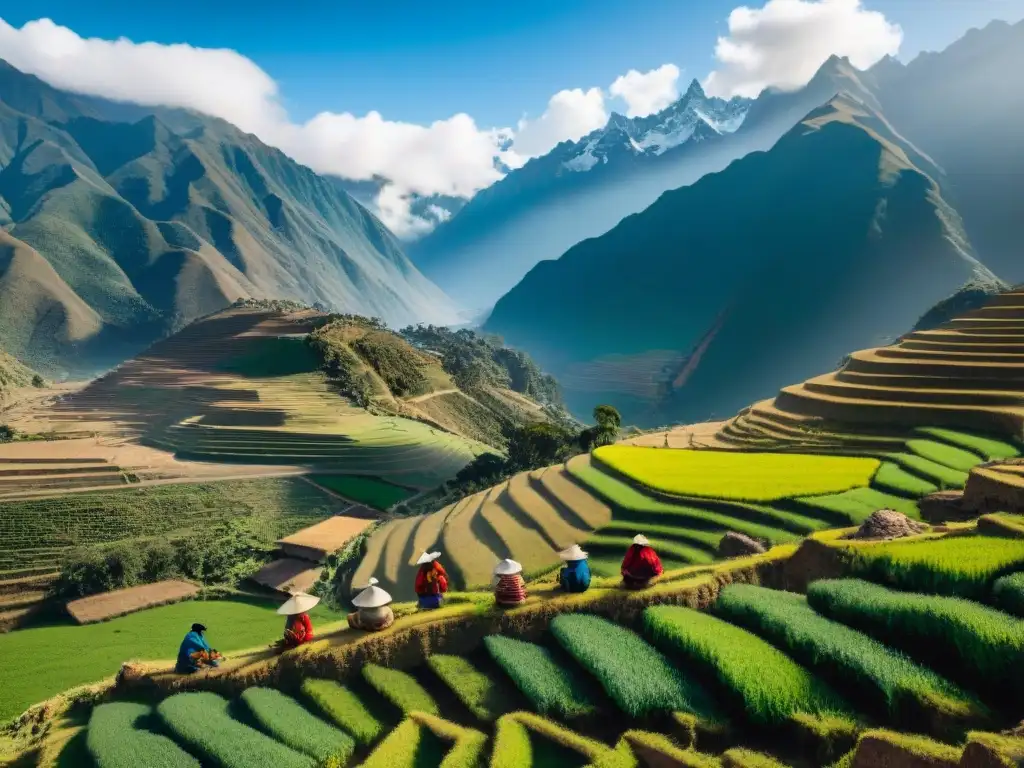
[483,93,999,427]
[0,59,457,377]
[407,80,753,308]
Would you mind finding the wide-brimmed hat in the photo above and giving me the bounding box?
[352,583,393,609]
[191,623,207,633]
[494,558,523,576]
[277,592,321,615]
[558,544,588,561]
[633,534,650,546]
[416,551,441,565]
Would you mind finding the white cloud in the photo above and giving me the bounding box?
[512,87,608,159]
[609,63,681,117]
[704,0,902,98]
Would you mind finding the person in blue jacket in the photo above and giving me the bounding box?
[557,544,592,593]
[175,623,219,673]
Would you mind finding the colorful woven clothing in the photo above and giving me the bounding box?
[495,574,527,606]
[283,613,314,648]
[415,561,449,596]
[559,559,592,593]
[418,593,444,610]
[621,544,663,589]
[175,630,212,674]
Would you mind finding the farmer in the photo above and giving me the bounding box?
[175,623,220,673]
[347,578,395,631]
[414,551,448,610]
[274,592,319,652]
[557,544,591,593]
[493,559,527,606]
[621,534,663,589]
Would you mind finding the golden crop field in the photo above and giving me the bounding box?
[593,445,880,501]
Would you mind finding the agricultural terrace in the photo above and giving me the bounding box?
[353,426,1009,601]
[32,524,1024,768]
[307,475,413,511]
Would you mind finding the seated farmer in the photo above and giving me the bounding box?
[493,559,527,607]
[175,623,220,674]
[347,578,395,631]
[275,592,319,652]
[414,551,448,610]
[621,534,663,589]
[558,544,591,593]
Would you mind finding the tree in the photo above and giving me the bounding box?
[506,422,574,471]
[31,374,45,388]
[593,405,621,431]
[0,425,16,443]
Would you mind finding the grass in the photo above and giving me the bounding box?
[300,679,384,746]
[885,454,969,489]
[362,664,439,715]
[86,702,200,768]
[408,712,489,768]
[720,748,790,767]
[871,463,938,497]
[993,572,1024,617]
[621,731,719,767]
[240,687,355,766]
[849,729,962,765]
[358,719,445,768]
[549,614,714,719]
[593,445,879,501]
[491,712,631,768]
[483,635,597,718]
[791,487,920,524]
[425,654,513,722]
[905,439,984,472]
[643,605,851,728]
[714,585,985,732]
[915,428,1019,461]
[307,475,413,511]
[157,692,315,768]
[0,597,344,723]
[841,534,1024,599]
[807,579,1024,703]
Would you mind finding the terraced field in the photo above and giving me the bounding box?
[353,425,1011,600]
[55,528,1024,768]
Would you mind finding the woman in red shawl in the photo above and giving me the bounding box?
[621,534,663,589]
[414,551,449,609]
[274,593,319,653]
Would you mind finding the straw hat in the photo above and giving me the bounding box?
[277,592,321,615]
[352,583,393,609]
[633,534,650,546]
[352,577,379,591]
[416,551,442,565]
[558,544,588,561]
[493,558,523,576]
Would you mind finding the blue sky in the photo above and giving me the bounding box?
[4,0,1023,127]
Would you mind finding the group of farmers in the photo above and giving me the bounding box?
[176,534,664,672]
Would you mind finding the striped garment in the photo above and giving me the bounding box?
[495,574,527,605]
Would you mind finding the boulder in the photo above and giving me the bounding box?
[843,509,928,541]
[718,531,767,558]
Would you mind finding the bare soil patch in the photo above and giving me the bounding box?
[277,515,375,562]
[65,580,200,624]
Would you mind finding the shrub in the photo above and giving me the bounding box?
[301,679,384,746]
[484,635,597,718]
[807,579,1024,704]
[550,614,713,718]
[241,687,354,766]
[714,584,986,733]
[842,535,1024,599]
[87,702,199,768]
[157,692,315,768]
[643,606,850,727]
[426,654,512,721]
[993,572,1024,617]
[362,664,439,715]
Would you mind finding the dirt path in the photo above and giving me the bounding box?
[404,388,459,404]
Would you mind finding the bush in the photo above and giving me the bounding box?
[241,687,355,766]
[301,679,383,746]
[714,584,986,733]
[31,374,45,388]
[643,605,851,727]
[157,692,315,768]
[993,572,1024,617]
[807,579,1024,705]
[87,702,199,768]
[0,424,16,443]
[484,635,597,718]
[426,654,513,722]
[550,614,713,718]
[362,664,439,715]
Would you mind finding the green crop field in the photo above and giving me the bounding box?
[362,664,439,715]
[425,654,515,722]
[593,445,879,501]
[241,687,355,765]
[300,680,384,746]
[914,428,1019,461]
[87,702,200,768]
[308,474,414,510]
[842,534,1024,599]
[0,597,344,723]
[0,478,347,577]
[483,635,598,719]
[993,572,1024,617]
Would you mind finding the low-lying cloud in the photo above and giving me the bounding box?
[609,63,681,118]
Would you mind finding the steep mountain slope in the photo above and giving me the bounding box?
[0,59,456,376]
[408,81,753,308]
[484,94,997,427]
[870,18,1024,282]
